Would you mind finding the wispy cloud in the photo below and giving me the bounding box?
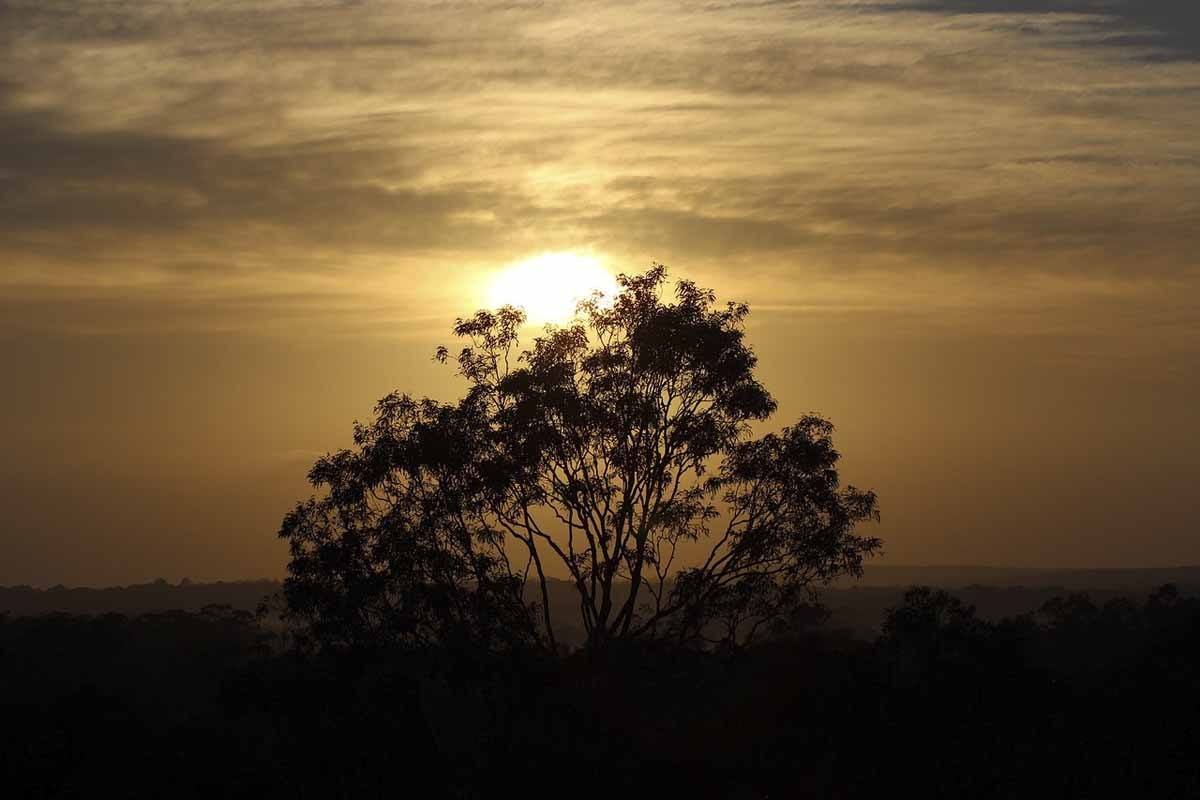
[0,0,1196,338]
[880,1,1200,61]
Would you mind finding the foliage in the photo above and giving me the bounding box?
[280,265,881,653]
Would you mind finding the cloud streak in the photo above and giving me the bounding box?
[881,1,1200,60]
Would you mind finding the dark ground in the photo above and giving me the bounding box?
[3,571,1199,798]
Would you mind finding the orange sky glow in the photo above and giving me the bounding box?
[1,0,1198,585]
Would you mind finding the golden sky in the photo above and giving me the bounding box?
[2,0,1198,585]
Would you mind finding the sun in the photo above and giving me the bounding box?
[485,252,618,324]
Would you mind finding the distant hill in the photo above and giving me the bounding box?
[4,568,1197,639]
[834,564,1200,590]
[0,580,280,616]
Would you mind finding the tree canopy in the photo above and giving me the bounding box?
[280,265,881,654]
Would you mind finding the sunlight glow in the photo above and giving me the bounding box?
[485,252,618,324]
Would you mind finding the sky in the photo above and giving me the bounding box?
[2,0,1198,586]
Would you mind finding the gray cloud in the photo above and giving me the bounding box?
[0,102,492,242]
[883,0,1200,60]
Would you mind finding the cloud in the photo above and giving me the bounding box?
[881,0,1200,61]
[0,0,1197,337]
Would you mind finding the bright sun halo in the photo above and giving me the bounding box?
[486,252,618,324]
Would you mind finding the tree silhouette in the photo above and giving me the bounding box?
[280,265,880,654]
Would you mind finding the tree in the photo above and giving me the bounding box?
[279,265,881,654]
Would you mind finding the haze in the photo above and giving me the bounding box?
[2,0,1197,586]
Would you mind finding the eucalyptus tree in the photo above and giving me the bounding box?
[280,266,880,654]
